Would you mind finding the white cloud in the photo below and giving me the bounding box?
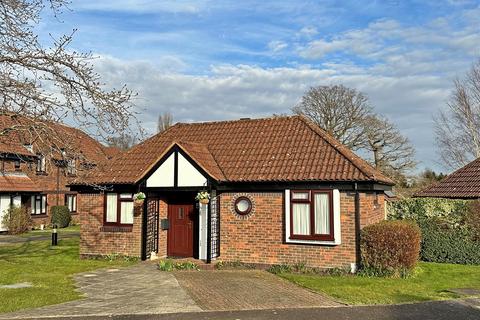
[72,0,207,13]
[93,56,453,170]
[299,26,318,37]
[267,40,288,53]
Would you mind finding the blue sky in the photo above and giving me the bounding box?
[39,1,480,173]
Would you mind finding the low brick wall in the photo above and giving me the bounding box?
[218,191,385,269]
[79,193,142,258]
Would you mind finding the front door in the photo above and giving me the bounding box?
[168,203,194,257]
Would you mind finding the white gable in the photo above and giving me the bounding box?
[177,153,207,187]
[146,153,175,187]
[145,150,208,188]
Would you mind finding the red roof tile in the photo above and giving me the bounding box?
[0,174,40,192]
[78,116,394,185]
[415,157,480,199]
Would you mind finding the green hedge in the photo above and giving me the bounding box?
[418,219,480,265]
[387,198,480,265]
[387,197,469,225]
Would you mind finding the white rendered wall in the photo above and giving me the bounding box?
[146,153,175,187]
[177,153,207,187]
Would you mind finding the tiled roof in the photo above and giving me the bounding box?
[415,158,480,199]
[78,116,394,185]
[0,173,40,192]
[0,114,112,165]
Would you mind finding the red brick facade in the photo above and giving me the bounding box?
[218,191,385,269]
[79,193,143,257]
[78,190,385,269]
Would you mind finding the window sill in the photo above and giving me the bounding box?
[31,214,48,219]
[101,225,132,233]
[286,237,340,246]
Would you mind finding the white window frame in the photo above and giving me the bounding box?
[104,193,134,226]
[65,194,77,213]
[31,194,47,215]
[285,189,341,245]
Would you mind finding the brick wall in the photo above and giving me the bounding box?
[79,193,143,257]
[158,198,168,258]
[218,191,386,269]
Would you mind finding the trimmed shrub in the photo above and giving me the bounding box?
[1,206,32,235]
[50,205,71,228]
[361,220,421,277]
[418,218,480,264]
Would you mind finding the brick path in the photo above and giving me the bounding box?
[174,269,342,310]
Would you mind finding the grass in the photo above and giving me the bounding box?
[19,225,80,237]
[0,237,136,313]
[279,262,480,305]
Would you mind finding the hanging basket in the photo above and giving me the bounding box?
[134,199,145,206]
[199,198,210,205]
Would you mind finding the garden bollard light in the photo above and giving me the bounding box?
[52,224,58,246]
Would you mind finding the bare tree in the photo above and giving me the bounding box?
[0,0,139,158]
[292,85,372,150]
[157,112,173,133]
[107,134,136,151]
[362,115,416,178]
[435,60,480,170]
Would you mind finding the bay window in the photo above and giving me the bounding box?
[104,193,134,226]
[31,194,47,215]
[290,190,334,241]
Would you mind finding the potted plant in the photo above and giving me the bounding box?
[195,191,210,204]
[134,192,146,205]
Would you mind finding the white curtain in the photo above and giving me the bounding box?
[106,193,117,222]
[292,203,310,235]
[314,193,330,234]
[120,201,134,224]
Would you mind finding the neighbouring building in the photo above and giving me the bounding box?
[71,116,394,270]
[415,157,480,199]
[0,114,119,231]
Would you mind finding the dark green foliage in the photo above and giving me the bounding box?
[388,198,480,265]
[50,206,71,228]
[418,218,480,265]
[1,206,32,235]
[361,220,421,277]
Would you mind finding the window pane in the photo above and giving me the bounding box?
[41,195,47,214]
[30,196,35,214]
[119,193,133,199]
[106,193,117,222]
[314,193,330,234]
[292,192,309,200]
[120,201,134,224]
[72,195,76,212]
[292,203,310,235]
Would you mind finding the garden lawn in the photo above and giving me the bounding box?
[0,237,135,313]
[279,262,480,305]
[19,225,80,237]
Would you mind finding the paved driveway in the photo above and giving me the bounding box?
[0,263,201,319]
[0,263,340,319]
[174,269,341,310]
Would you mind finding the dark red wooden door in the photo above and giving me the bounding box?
[167,204,194,257]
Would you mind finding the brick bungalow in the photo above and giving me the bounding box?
[71,116,394,270]
[415,157,480,199]
[0,114,118,230]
